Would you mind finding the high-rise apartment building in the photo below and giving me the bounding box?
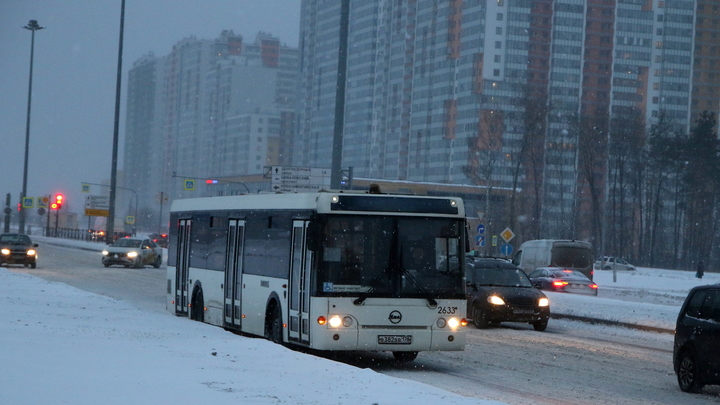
[123,31,298,231]
[296,0,716,243]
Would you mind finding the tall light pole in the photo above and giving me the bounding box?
[19,20,44,235]
[107,0,125,244]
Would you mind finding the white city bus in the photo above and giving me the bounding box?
[166,190,468,361]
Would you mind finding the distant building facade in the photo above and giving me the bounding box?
[296,0,718,244]
[123,31,298,231]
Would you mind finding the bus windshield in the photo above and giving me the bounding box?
[315,215,465,299]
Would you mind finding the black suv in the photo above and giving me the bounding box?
[674,284,720,393]
[465,257,550,331]
[0,233,38,268]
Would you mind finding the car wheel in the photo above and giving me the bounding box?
[472,304,489,329]
[393,351,419,362]
[677,350,704,393]
[30,262,36,269]
[103,263,111,268]
[134,257,143,268]
[532,319,548,332]
[152,255,162,268]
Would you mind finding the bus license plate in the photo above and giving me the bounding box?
[378,335,412,345]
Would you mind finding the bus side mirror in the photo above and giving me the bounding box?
[307,221,320,251]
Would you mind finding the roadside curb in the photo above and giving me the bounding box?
[551,313,674,334]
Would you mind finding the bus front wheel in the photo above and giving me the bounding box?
[266,305,283,344]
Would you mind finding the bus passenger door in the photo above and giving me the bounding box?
[289,220,312,345]
[224,219,245,329]
[175,219,192,315]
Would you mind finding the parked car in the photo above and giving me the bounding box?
[101,237,162,268]
[595,256,635,271]
[465,257,550,331]
[0,233,38,268]
[527,267,598,296]
[673,284,720,393]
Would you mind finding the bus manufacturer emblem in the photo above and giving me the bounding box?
[388,310,402,324]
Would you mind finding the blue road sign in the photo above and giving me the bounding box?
[477,224,485,234]
[501,243,513,256]
[475,235,485,247]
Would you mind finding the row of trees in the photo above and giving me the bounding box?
[468,98,719,271]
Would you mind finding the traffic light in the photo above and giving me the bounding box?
[51,194,64,210]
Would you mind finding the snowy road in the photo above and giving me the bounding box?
[15,239,720,404]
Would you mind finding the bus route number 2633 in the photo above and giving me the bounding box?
[438,306,458,315]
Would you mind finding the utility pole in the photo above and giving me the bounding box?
[19,20,44,234]
[330,0,350,189]
[106,0,125,243]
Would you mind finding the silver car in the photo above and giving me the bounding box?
[596,256,636,271]
[101,237,162,268]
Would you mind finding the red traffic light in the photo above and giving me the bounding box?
[53,194,64,209]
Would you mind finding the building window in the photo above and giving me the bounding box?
[495,41,502,49]
[655,41,663,49]
[494,55,501,63]
[493,69,500,76]
[497,13,504,21]
[652,97,659,104]
[653,83,660,90]
[496,27,503,35]
[497,0,504,5]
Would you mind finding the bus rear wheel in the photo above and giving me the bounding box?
[191,289,204,322]
[393,351,418,362]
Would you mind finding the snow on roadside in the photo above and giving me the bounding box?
[0,268,501,405]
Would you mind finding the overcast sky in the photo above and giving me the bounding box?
[0,1,300,216]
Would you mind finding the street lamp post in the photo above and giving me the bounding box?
[19,20,44,235]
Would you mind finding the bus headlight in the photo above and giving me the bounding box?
[329,315,342,328]
[436,318,447,328]
[447,317,461,329]
[342,316,353,327]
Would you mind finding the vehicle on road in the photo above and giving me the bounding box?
[512,239,595,280]
[527,267,598,296]
[465,257,550,331]
[168,190,469,362]
[101,237,162,268]
[673,284,720,393]
[595,256,636,271]
[0,233,38,268]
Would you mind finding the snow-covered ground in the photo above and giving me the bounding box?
[2,235,718,404]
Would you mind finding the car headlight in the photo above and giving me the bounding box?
[1,248,9,255]
[102,250,109,256]
[487,295,505,305]
[127,251,138,258]
[27,249,36,256]
[538,297,549,307]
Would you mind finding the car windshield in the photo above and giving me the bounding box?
[474,267,533,288]
[112,239,142,248]
[0,234,31,245]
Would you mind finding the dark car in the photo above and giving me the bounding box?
[527,267,598,296]
[466,257,550,331]
[673,284,720,393]
[0,233,38,268]
[101,237,162,268]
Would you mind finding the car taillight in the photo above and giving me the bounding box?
[590,284,598,289]
[552,280,569,287]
